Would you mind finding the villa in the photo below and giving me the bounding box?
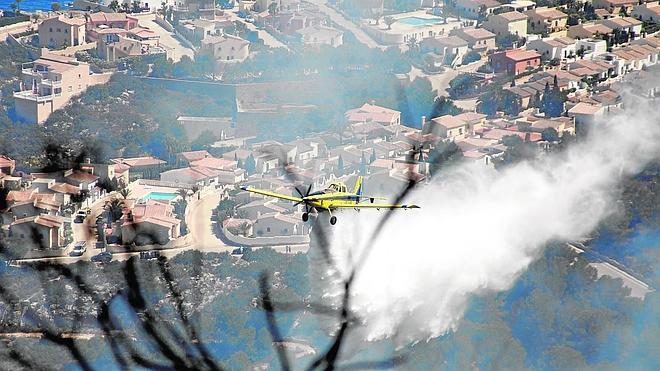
[363,10,465,45]
[13,54,110,124]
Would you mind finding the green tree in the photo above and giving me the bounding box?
[336,155,344,176]
[268,2,278,16]
[109,0,120,12]
[429,96,464,119]
[400,77,436,126]
[51,2,61,12]
[244,154,256,175]
[190,130,217,150]
[384,16,397,30]
[428,141,463,176]
[448,73,480,99]
[541,127,560,142]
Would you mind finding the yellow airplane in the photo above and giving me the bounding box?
[240,176,419,225]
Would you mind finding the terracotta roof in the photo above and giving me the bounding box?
[503,49,541,61]
[345,103,400,124]
[49,182,81,194]
[12,214,64,228]
[113,156,166,167]
[497,11,528,22]
[66,171,99,183]
[88,12,136,23]
[6,189,36,203]
[160,167,220,181]
[430,115,467,129]
[455,112,486,123]
[0,155,14,168]
[47,14,86,26]
[457,27,496,40]
[189,157,236,170]
[178,150,211,162]
[569,102,604,115]
[526,7,567,20]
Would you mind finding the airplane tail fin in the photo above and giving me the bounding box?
[353,176,363,196]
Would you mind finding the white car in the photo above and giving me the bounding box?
[70,241,87,257]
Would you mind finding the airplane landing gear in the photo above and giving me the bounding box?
[330,216,337,225]
[302,212,309,222]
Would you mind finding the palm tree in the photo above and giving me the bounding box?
[106,198,126,223]
[109,0,120,12]
[177,188,189,200]
[14,0,22,14]
[119,187,131,200]
[384,16,396,30]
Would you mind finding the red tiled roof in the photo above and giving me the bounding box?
[504,49,541,62]
[66,170,99,183]
[178,150,211,162]
[113,156,166,167]
[0,155,14,168]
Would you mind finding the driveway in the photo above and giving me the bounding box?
[225,10,288,50]
[186,189,232,252]
[304,0,380,48]
[134,14,194,62]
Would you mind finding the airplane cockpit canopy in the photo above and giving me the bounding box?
[326,182,347,193]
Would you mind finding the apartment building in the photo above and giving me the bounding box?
[38,14,87,48]
[13,54,95,124]
[483,11,528,37]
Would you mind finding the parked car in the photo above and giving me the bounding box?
[91,251,112,263]
[139,250,161,260]
[70,241,87,256]
[73,208,91,223]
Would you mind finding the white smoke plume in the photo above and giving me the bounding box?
[322,93,660,344]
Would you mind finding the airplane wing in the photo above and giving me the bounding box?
[332,203,420,210]
[239,186,303,203]
[306,193,388,201]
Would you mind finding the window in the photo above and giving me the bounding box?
[57,28,61,32]
[65,29,68,33]
[49,28,53,32]
[266,227,271,232]
[20,234,25,238]
[283,228,288,234]
[68,86,72,92]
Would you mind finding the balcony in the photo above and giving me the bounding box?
[41,79,62,87]
[13,90,60,102]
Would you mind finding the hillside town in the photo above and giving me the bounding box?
[0,0,658,369]
[0,0,658,266]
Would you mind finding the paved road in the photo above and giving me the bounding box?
[134,14,194,62]
[186,190,231,252]
[567,242,654,299]
[304,0,380,49]
[225,9,288,50]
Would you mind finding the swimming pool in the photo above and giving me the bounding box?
[398,17,443,26]
[143,192,178,201]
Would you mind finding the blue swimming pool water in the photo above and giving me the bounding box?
[398,16,443,26]
[0,0,70,12]
[143,192,178,201]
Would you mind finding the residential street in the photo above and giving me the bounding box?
[225,10,289,50]
[304,0,380,49]
[186,189,232,252]
[134,13,194,62]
